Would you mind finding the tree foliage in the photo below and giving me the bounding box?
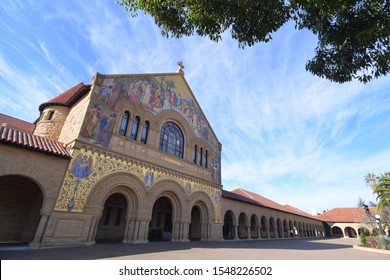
[373,172,390,212]
[118,0,390,83]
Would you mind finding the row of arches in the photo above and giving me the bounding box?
[223,211,324,240]
[0,174,216,245]
[331,226,370,238]
[95,194,206,242]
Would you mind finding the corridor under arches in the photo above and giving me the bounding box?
[148,197,173,241]
[95,193,128,243]
[0,175,43,244]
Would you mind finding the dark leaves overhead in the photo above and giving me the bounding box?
[119,0,390,84]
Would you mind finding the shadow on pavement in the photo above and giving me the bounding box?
[0,238,354,260]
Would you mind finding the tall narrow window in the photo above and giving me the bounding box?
[47,110,55,121]
[140,121,149,144]
[204,150,208,168]
[119,111,130,136]
[199,147,203,166]
[130,116,140,140]
[103,207,112,225]
[193,145,198,164]
[115,208,122,226]
[159,122,184,158]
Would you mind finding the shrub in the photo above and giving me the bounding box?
[360,231,370,246]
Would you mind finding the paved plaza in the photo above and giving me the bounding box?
[1,238,389,260]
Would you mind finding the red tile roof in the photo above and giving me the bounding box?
[232,188,285,210]
[0,113,35,134]
[223,188,320,220]
[0,126,70,158]
[317,207,376,223]
[39,82,91,111]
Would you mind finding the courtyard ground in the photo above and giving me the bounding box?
[1,237,389,260]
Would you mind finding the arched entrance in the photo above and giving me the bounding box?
[269,218,276,238]
[148,197,173,241]
[95,193,128,243]
[358,227,369,236]
[332,226,343,237]
[223,211,235,239]
[189,206,201,241]
[238,213,248,239]
[276,218,283,238]
[344,227,357,238]
[0,175,43,244]
[260,216,268,238]
[250,215,259,239]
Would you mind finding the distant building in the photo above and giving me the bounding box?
[1,68,325,249]
[317,207,376,238]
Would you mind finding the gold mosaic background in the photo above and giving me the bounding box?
[55,149,222,221]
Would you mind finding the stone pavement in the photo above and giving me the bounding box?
[1,238,389,260]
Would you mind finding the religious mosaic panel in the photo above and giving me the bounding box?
[78,73,221,184]
[55,149,222,222]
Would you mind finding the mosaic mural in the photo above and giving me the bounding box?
[55,149,222,222]
[78,74,221,184]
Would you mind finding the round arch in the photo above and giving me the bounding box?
[85,172,146,215]
[269,217,276,238]
[148,179,187,241]
[288,220,294,237]
[0,175,44,244]
[223,210,236,240]
[189,191,215,241]
[238,212,249,239]
[344,227,358,238]
[260,216,269,238]
[276,218,283,238]
[332,226,343,237]
[250,214,260,239]
[358,227,369,236]
[282,219,288,238]
[95,192,128,243]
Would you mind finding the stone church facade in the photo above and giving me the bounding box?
[0,68,325,249]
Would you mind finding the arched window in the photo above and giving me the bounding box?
[199,147,203,166]
[159,122,184,158]
[119,111,130,136]
[130,116,140,140]
[204,150,208,168]
[140,121,149,144]
[193,145,198,164]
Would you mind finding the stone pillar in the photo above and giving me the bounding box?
[234,225,239,240]
[247,226,252,239]
[181,221,190,242]
[86,215,99,244]
[29,211,50,249]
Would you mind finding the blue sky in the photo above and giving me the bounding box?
[1,0,389,213]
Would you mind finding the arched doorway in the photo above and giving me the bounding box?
[261,216,268,238]
[332,226,343,237]
[269,218,276,238]
[276,218,283,238]
[0,175,43,244]
[148,197,173,241]
[238,213,248,239]
[344,227,357,238]
[358,227,369,236]
[189,206,201,241]
[250,215,259,239]
[223,211,235,239]
[95,193,128,243]
[283,220,288,238]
